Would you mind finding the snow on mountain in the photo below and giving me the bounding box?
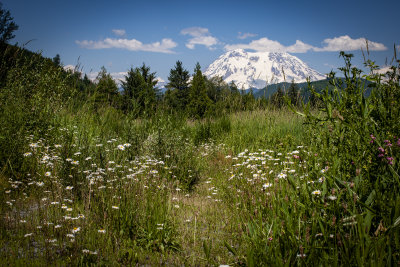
[204,49,325,89]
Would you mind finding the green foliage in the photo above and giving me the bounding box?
[121,63,158,117]
[0,48,75,179]
[93,66,120,108]
[188,63,212,118]
[166,60,190,111]
[286,51,400,264]
[0,2,19,43]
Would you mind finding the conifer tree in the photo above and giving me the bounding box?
[188,63,212,118]
[288,79,299,106]
[122,63,158,116]
[0,3,18,43]
[94,66,119,107]
[272,85,285,108]
[166,61,190,111]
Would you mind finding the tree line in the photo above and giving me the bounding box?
[0,2,302,120]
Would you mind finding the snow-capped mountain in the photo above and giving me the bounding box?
[204,49,325,89]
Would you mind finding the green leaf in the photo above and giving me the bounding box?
[224,241,237,256]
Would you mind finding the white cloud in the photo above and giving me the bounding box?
[314,35,386,52]
[286,40,315,53]
[76,38,177,54]
[185,36,218,50]
[181,27,218,50]
[112,29,126,37]
[225,37,311,53]
[181,27,210,37]
[224,35,387,53]
[237,32,257,40]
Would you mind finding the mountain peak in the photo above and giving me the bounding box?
[204,49,325,89]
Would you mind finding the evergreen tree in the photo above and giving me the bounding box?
[0,3,18,43]
[288,80,300,106]
[188,63,212,118]
[94,66,119,107]
[272,86,285,108]
[166,61,190,111]
[52,54,61,67]
[121,63,158,116]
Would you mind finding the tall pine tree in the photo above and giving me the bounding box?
[122,63,158,116]
[165,61,190,111]
[188,63,212,118]
[94,66,119,108]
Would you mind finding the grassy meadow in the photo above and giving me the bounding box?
[1,47,400,266]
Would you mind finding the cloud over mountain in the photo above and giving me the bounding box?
[225,35,387,53]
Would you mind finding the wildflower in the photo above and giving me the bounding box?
[378,153,384,158]
[66,186,73,190]
[378,147,385,153]
[72,227,81,233]
[370,134,376,144]
[55,224,62,229]
[66,233,74,238]
[23,152,32,157]
[24,233,33,237]
[174,204,180,208]
[66,208,73,212]
[277,173,287,179]
[36,182,44,187]
[61,204,67,209]
[112,206,119,210]
[384,140,392,147]
[45,172,51,177]
[263,183,272,189]
[387,157,394,165]
[327,195,337,201]
[85,156,92,161]
[71,160,79,165]
[82,249,90,254]
[123,143,131,147]
[29,143,39,148]
[98,229,106,233]
[312,190,321,196]
[397,139,400,147]
[54,144,62,148]
[117,145,125,151]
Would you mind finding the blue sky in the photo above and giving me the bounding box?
[3,0,400,83]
